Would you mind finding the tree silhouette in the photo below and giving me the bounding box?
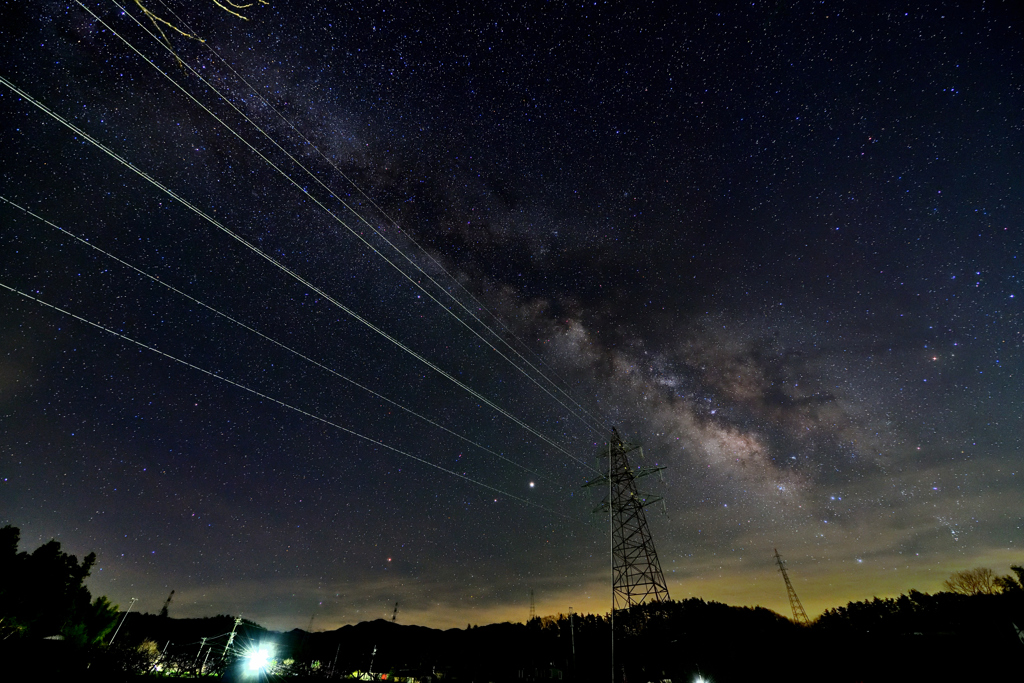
[995,565,1024,594]
[0,525,118,646]
[943,567,997,595]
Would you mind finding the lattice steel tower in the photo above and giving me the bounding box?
[585,428,670,610]
[773,548,810,624]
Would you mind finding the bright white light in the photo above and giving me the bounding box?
[246,645,273,674]
[529,481,535,488]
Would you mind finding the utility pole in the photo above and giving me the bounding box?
[608,441,614,683]
[568,607,577,681]
[773,549,810,625]
[329,642,341,679]
[151,640,170,673]
[223,615,242,657]
[193,637,208,671]
[109,597,137,644]
[584,428,671,682]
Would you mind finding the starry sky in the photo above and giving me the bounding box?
[0,0,1021,630]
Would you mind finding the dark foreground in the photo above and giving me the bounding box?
[5,591,1023,682]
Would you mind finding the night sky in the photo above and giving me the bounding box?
[1,1,1021,630]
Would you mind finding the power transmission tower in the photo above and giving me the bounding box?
[773,548,810,624]
[391,602,399,623]
[584,428,671,611]
[528,589,535,622]
[159,590,174,618]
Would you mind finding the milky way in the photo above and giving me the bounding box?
[0,1,1021,628]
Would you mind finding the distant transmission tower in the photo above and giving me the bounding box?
[159,590,174,618]
[773,548,810,624]
[529,589,535,622]
[585,428,671,611]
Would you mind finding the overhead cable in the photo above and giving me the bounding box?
[0,279,568,517]
[0,74,597,473]
[103,0,607,436]
[0,194,541,478]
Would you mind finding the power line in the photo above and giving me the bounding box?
[149,0,609,435]
[0,74,596,473]
[0,278,569,517]
[0,194,541,479]
[91,0,606,437]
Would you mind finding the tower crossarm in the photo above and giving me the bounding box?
[634,465,666,479]
[630,493,662,508]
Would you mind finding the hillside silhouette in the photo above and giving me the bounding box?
[3,521,1022,681]
[54,591,1024,682]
